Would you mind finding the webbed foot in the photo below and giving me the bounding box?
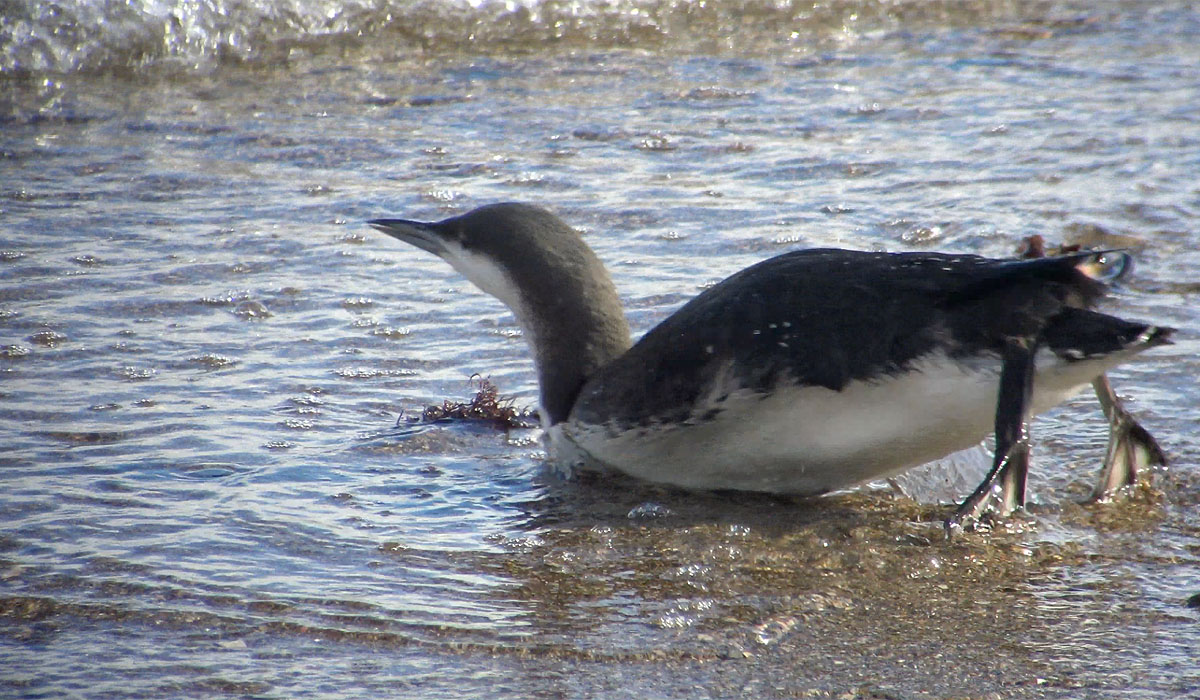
[945,441,1030,534]
[945,338,1036,535]
[1089,375,1166,502]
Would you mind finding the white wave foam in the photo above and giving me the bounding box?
[0,0,1049,77]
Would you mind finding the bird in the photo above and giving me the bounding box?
[368,202,1174,530]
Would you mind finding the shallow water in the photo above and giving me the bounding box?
[3,0,1200,697]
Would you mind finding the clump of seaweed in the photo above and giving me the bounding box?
[412,375,536,429]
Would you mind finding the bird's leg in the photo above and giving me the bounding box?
[946,338,1036,534]
[1089,374,1166,502]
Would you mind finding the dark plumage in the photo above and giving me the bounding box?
[573,249,1160,428]
[369,202,1173,529]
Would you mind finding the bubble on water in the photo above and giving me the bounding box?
[627,502,673,519]
[233,300,271,319]
[27,331,67,348]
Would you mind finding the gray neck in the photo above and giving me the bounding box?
[426,204,633,426]
[522,260,632,427]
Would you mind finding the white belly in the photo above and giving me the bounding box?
[552,350,1110,494]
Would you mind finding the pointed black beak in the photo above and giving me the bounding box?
[367,218,446,256]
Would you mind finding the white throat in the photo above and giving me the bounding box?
[436,240,551,425]
[438,241,528,317]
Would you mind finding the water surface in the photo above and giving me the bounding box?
[2,1,1199,697]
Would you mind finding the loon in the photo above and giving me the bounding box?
[369,202,1173,530]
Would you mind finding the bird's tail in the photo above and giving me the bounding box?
[1044,307,1174,361]
[1070,249,1131,284]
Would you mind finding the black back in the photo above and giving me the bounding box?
[572,248,1115,427]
